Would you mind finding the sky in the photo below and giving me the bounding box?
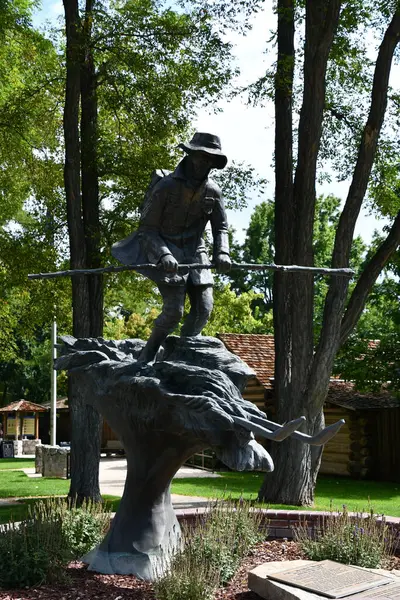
[33,1,395,246]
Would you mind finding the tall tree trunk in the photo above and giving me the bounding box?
[81,0,103,336]
[63,0,102,503]
[259,0,342,505]
[260,5,400,505]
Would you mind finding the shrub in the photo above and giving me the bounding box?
[62,499,111,559]
[0,505,70,588]
[154,497,266,600]
[0,497,111,589]
[190,498,265,584]
[154,537,219,600]
[293,506,395,569]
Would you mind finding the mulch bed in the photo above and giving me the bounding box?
[1,540,399,600]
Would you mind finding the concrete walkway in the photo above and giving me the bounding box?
[99,457,218,508]
[21,456,218,509]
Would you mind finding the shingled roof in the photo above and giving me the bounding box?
[218,333,400,411]
[0,400,48,413]
[326,380,400,410]
[218,333,275,389]
[42,397,68,411]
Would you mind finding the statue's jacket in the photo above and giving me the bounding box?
[112,159,230,286]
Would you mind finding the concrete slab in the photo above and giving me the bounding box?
[248,561,400,600]
[249,560,322,600]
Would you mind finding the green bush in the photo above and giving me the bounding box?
[293,506,395,568]
[0,498,111,589]
[154,497,266,600]
[154,538,219,600]
[0,506,70,588]
[62,500,111,559]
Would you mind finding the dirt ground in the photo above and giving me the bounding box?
[0,540,399,600]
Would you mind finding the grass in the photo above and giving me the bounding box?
[0,495,121,524]
[0,469,69,498]
[0,466,398,524]
[170,472,400,517]
[0,458,35,470]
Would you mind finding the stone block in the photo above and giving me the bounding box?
[35,444,43,474]
[248,560,321,599]
[22,439,41,455]
[41,444,69,478]
[248,561,400,600]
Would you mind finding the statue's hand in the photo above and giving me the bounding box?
[160,254,178,273]
[215,253,231,273]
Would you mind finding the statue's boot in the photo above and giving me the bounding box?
[137,327,168,364]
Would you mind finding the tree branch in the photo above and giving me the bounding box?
[332,9,400,268]
[340,209,400,346]
[308,8,400,406]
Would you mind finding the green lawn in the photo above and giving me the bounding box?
[0,458,35,470]
[0,495,121,524]
[0,469,69,498]
[0,465,398,525]
[170,472,400,516]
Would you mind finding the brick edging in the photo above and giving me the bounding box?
[175,507,400,545]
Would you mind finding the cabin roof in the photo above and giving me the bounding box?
[0,400,48,413]
[218,333,275,389]
[217,333,400,411]
[42,398,68,411]
[325,380,400,411]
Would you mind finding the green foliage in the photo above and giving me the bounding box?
[335,245,399,393]
[154,498,264,600]
[213,161,267,211]
[293,507,395,568]
[155,542,219,600]
[0,497,111,588]
[202,284,273,336]
[227,195,366,328]
[189,498,264,584]
[0,501,70,588]
[60,499,111,559]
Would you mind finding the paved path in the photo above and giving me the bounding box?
[99,458,217,508]
[21,457,218,509]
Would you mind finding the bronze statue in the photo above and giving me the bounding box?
[112,132,231,363]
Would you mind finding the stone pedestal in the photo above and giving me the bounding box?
[248,560,400,600]
[22,439,41,455]
[41,444,69,478]
[35,444,43,473]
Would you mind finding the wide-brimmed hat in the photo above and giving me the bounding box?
[178,132,228,169]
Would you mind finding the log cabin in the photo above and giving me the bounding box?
[218,333,400,482]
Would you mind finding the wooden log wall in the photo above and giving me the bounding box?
[320,406,374,479]
[371,408,400,482]
[243,377,267,411]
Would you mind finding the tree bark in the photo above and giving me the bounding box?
[260,0,342,505]
[63,0,102,503]
[260,6,400,505]
[272,0,295,431]
[81,0,103,337]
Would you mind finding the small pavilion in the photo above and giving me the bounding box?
[0,400,47,441]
